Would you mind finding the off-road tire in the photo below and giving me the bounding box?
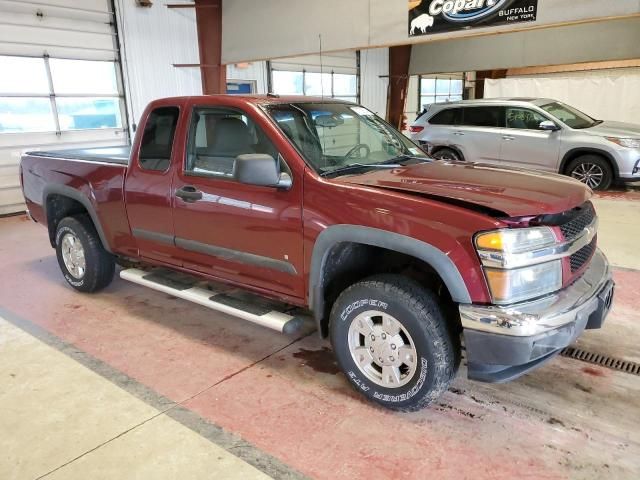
[330,274,457,412]
[55,215,115,293]
[566,154,613,191]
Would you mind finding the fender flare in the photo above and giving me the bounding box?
[560,148,619,178]
[42,184,112,253]
[308,225,472,331]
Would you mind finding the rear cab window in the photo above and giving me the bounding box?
[138,106,180,172]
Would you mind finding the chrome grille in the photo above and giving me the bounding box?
[570,238,596,273]
[559,202,595,241]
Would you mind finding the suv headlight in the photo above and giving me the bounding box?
[475,228,562,305]
[606,137,640,149]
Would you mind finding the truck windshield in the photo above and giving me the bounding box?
[539,101,600,129]
[267,102,428,176]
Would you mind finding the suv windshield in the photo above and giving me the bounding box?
[539,101,600,129]
[267,102,427,176]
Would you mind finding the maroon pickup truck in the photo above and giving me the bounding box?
[20,95,614,411]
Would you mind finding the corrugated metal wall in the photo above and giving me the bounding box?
[113,0,202,128]
[360,48,388,118]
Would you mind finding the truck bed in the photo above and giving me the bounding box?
[26,145,131,166]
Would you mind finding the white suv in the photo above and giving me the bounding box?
[409,98,640,190]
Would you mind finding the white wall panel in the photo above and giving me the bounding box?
[113,0,202,127]
[360,48,388,118]
[485,69,640,125]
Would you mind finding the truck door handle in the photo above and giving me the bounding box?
[175,185,203,202]
[502,135,515,141]
[453,131,465,136]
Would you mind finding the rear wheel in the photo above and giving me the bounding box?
[567,155,613,190]
[55,215,115,292]
[330,275,457,412]
[432,147,462,162]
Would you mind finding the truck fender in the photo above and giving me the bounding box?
[308,225,472,331]
[42,184,112,253]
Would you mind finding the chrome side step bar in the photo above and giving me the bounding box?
[120,268,307,334]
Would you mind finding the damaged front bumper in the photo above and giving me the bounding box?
[459,248,614,383]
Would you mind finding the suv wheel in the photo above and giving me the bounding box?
[55,215,115,292]
[432,147,462,162]
[567,155,613,190]
[330,275,457,412]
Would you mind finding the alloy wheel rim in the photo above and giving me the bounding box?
[347,310,418,388]
[571,163,604,189]
[61,232,86,279]
[435,151,458,161]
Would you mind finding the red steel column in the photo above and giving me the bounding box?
[387,45,412,130]
[195,0,226,94]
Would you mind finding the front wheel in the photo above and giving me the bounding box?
[567,155,613,190]
[330,275,457,412]
[55,215,115,293]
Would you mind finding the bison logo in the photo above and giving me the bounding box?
[410,13,435,35]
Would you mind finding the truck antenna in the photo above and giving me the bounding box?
[319,34,325,101]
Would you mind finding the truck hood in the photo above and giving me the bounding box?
[334,160,591,218]
[582,120,640,138]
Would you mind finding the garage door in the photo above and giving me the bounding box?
[271,51,359,102]
[0,0,128,215]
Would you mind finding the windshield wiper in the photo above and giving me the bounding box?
[320,162,401,178]
[380,154,430,165]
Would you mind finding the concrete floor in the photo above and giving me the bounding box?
[1,190,639,480]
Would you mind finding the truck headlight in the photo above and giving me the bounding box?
[606,137,640,149]
[476,227,556,253]
[475,227,562,304]
[484,261,562,305]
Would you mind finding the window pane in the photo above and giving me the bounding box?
[435,79,450,95]
[450,79,463,95]
[50,59,118,95]
[272,71,303,95]
[429,108,460,126]
[421,78,435,95]
[333,74,357,96]
[0,56,49,94]
[462,107,503,127]
[186,108,280,179]
[304,72,332,96]
[56,97,122,130]
[0,97,55,133]
[139,107,179,172]
[506,107,548,129]
[420,95,435,108]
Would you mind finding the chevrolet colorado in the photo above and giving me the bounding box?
[20,95,614,411]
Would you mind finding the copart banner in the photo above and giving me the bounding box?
[409,0,538,37]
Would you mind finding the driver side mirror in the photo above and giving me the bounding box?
[234,154,292,190]
[539,120,560,131]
